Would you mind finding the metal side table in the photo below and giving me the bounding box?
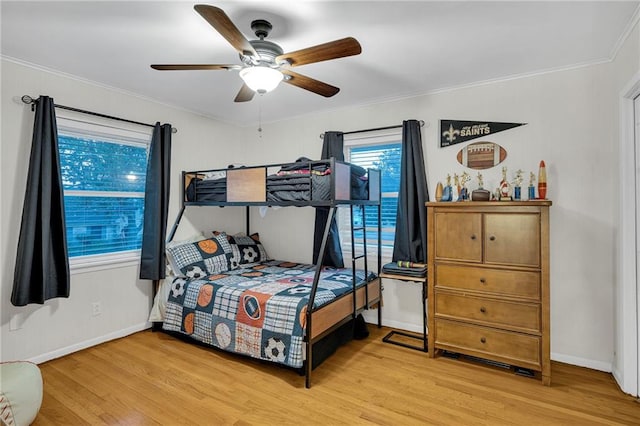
[380,272,428,352]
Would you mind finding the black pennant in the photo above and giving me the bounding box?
[440,120,526,147]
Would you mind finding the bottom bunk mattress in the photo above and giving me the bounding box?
[162,260,375,369]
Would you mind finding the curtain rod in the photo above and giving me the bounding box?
[319,120,424,139]
[21,95,177,134]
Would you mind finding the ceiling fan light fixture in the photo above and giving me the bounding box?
[239,67,283,94]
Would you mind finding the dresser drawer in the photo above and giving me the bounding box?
[435,319,541,369]
[435,292,541,333]
[435,264,540,300]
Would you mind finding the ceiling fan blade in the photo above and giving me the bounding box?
[234,83,255,102]
[194,4,258,57]
[276,37,361,67]
[151,64,241,71]
[281,70,339,97]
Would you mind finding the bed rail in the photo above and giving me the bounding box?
[180,158,380,207]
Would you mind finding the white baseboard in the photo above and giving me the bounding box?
[551,352,612,373]
[361,312,423,334]
[377,319,423,334]
[27,322,151,364]
[363,312,614,374]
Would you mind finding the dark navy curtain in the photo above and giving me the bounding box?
[12,96,70,306]
[313,131,344,267]
[392,120,428,263]
[139,123,172,280]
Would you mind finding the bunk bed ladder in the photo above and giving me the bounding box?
[350,204,369,319]
[377,202,382,327]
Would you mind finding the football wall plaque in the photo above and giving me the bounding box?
[440,119,526,148]
[456,141,507,170]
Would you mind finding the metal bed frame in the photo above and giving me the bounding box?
[164,158,382,388]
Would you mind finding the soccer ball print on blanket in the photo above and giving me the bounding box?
[229,233,270,265]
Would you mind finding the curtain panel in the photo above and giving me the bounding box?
[12,96,70,306]
[139,123,172,280]
[392,119,429,263]
[313,131,345,268]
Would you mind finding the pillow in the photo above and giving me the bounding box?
[165,234,206,276]
[212,231,270,267]
[229,233,270,265]
[166,233,234,278]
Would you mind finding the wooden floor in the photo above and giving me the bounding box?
[35,326,639,425]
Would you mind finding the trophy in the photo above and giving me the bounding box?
[441,174,453,201]
[471,171,490,201]
[458,172,470,201]
[528,172,536,200]
[499,166,511,201]
[512,169,524,200]
[452,173,460,201]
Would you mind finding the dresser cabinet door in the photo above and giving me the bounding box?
[484,213,540,267]
[434,212,482,262]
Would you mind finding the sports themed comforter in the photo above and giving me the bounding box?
[162,260,375,368]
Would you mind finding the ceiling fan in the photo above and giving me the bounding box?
[151,4,362,102]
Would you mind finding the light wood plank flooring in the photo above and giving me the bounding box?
[35,326,639,425]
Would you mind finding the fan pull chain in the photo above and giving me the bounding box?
[257,95,263,138]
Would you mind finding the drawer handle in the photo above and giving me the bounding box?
[489,235,496,241]
[470,234,477,240]
[480,337,486,344]
[480,307,486,313]
[479,278,486,284]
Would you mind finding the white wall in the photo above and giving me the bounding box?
[0,59,245,362]
[241,20,639,372]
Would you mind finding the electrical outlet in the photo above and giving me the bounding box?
[92,302,102,316]
[9,313,22,331]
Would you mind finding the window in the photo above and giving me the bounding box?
[340,135,402,258]
[57,117,151,267]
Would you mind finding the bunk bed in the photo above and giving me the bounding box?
[155,158,382,388]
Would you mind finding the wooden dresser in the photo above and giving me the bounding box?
[426,201,551,385]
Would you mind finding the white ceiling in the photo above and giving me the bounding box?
[2,1,639,126]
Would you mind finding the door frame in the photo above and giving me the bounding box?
[618,71,640,397]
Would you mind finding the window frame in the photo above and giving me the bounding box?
[56,115,152,272]
[340,130,402,262]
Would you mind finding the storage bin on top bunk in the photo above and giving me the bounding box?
[183,159,380,205]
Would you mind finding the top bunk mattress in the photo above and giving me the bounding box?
[183,158,379,205]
